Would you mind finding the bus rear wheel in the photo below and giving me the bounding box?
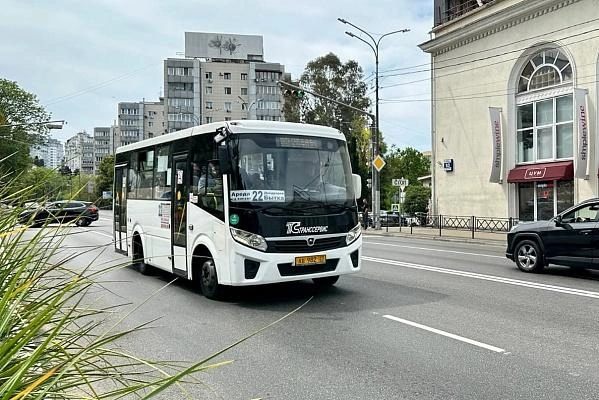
[312,275,339,287]
[200,259,222,300]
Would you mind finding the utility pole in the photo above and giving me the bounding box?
[338,18,409,229]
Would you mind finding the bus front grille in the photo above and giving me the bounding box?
[267,236,346,253]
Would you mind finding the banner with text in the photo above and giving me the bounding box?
[489,107,502,183]
[574,88,589,179]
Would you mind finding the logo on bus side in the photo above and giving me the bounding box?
[286,222,328,235]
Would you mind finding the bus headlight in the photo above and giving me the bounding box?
[346,223,361,245]
[230,227,268,251]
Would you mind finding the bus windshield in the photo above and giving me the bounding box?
[229,133,355,206]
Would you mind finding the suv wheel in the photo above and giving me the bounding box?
[514,239,544,273]
[75,219,90,227]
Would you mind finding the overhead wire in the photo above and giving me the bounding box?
[43,62,162,106]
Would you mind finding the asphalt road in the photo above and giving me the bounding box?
[41,211,599,399]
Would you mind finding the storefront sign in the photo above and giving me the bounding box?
[524,167,546,180]
[574,88,589,179]
[489,107,502,183]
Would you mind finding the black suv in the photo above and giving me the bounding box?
[506,198,599,272]
[18,201,99,227]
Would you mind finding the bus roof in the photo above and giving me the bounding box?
[115,120,345,154]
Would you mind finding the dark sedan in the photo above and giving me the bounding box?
[19,201,99,227]
[506,198,599,272]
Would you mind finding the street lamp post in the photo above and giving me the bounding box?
[237,96,263,119]
[338,18,409,229]
[179,112,200,126]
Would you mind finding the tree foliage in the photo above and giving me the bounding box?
[0,78,51,174]
[95,155,114,204]
[282,53,373,199]
[403,185,431,214]
[380,146,431,210]
[12,167,68,202]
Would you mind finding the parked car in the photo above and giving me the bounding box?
[18,200,99,227]
[506,198,599,272]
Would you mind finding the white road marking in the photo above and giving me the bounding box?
[363,256,599,299]
[383,314,506,353]
[82,230,113,239]
[364,241,505,259]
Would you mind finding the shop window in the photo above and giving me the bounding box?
[517,180,573,221]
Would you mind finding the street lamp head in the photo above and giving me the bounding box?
[338,17,348,24]
[345,31,356,38]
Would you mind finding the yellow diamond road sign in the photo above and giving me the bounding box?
[372,155,386,172]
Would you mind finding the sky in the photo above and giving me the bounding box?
[2,0,433,151]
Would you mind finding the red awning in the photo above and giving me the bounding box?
[507,161,574,183]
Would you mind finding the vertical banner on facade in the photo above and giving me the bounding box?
[489,107,502,183]
[574,88,589,179]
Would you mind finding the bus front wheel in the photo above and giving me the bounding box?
[200,259,222,299]
[133,235,151,275]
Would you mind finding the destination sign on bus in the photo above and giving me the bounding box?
[276,137,321,149]
[230,190,286,202]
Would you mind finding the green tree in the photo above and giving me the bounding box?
[95,155,115,205]
[403,185,431,214]
[380,146,430,209]
[0,78,51,174]
[12,166,68,202]
[284,53,372,199]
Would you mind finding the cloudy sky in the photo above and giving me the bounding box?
[2,0,433,151]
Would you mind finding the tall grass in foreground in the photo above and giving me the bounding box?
[0,171,223,399]
[0,168,310,399]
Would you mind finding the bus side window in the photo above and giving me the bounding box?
[200,162,224,215]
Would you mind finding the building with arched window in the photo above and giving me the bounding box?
[420,0,598,221]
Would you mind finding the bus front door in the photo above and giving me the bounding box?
[172,154,188,277]
[114,164,128,255]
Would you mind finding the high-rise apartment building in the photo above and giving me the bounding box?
[30,138,64,170]
[164,32,288,132]
[65,131,94,174]
[117,102,144,147]
[116,99,166,148]
[93,127,115,173]
[143,98,166,139]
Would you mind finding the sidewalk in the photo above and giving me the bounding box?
[362,225,507,245]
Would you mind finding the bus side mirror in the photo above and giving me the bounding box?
[352,174,362,199]
[218,146,233,175]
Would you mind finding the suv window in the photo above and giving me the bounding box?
[561,204,599,223]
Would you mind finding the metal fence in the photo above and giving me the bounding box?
[378,213,520,240]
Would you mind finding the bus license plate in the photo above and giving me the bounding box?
[294,255,326,266]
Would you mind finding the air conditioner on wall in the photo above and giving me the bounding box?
[207,78,213,83]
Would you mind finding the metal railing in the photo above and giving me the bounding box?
[377,213,519,240]
[436,0,491,26]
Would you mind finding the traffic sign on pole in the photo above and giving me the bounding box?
[372,155,386,172]
[392,178,409,189]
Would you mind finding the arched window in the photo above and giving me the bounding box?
[516,48,573,163]
[518,49,572,93]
